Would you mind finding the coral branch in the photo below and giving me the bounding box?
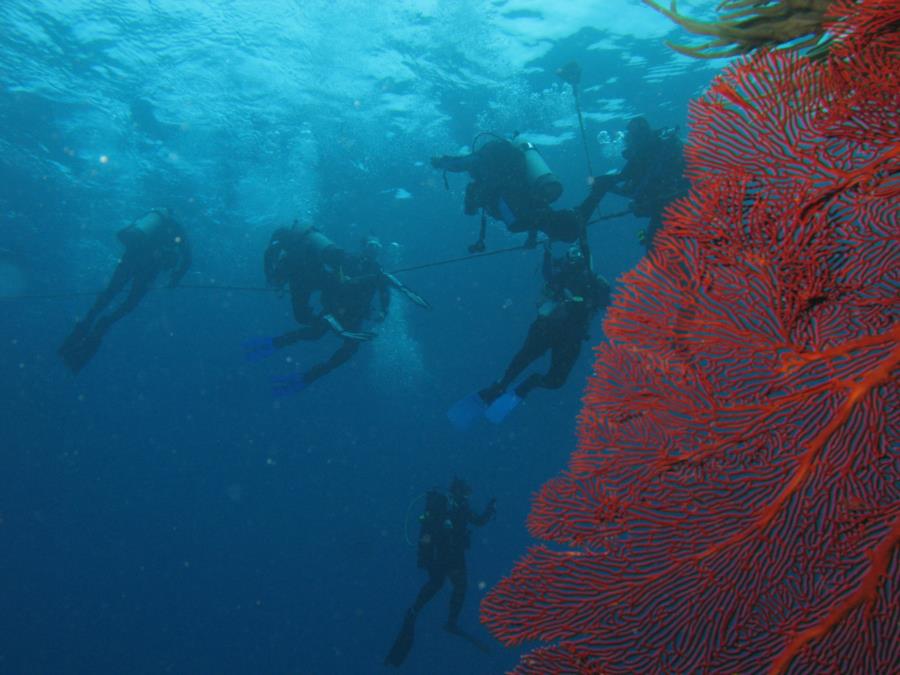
[642,0,835,58]
[483,2,899,672]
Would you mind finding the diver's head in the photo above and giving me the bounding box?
[565,243,585,266]
[626,116,653,145]
[264,227,293,287]
[449,477,472,501]
[362,235,383,261]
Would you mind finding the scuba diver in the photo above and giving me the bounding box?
[245,227,429,395]
[449,236,610,429]
[58,208,191,373]
[385,478,496,668]
[431,135,611,251]
[605,116,690,248]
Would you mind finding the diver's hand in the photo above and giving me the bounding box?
[243,336,277,362]
[590,173,618,194]
[341,329,377,342]
[430,155,449,170]
[486,498,497,519]
[322,313,375,341]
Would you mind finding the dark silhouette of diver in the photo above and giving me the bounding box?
[605,116,690,247]
[431,135,611,250]
[385,478,496,667]
[261,221,347,325]
[449,237,610,428]
[245,229,429,394]
[58,208,191,373]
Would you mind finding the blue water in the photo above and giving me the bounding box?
[0,3,721,673]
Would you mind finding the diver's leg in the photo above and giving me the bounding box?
[576,182,609,223]
[273,320,329,349]
[481,319,551,403]
[446,565,468,630]
[290,287,315,324]
[412,571,445,615]
[60,260,132,358]
[516,331,582,398]
[643,211,664,248]
[83,257,134,325]
[92,265,159,336]
[541,209,580,243]
[302,338,360,385]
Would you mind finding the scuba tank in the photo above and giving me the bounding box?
[117,209,173,249]
[517,141,563,205]
[263,223,343,287]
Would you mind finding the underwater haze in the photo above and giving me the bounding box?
[1,2,720,673]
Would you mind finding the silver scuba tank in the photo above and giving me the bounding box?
[117,209,169,247]
[518,141,563,204]
[301,228,344,269]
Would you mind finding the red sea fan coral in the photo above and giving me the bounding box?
[482,2,899,673]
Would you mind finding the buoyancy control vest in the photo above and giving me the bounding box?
[264,224,344,287]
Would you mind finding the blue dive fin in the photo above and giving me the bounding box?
[447,392,487,431]
[484,392,522,424]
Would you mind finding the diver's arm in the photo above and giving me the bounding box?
[430,153,477,174]
[470,498,497,526]
[384,272,431,310]
[322,313,375,342]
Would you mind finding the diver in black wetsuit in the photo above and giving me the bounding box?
[478,237,610,419]
[431,136,612,250]
[262,221,347,324]
[385,478,496,667]
[606,116,690,248]
[58,208,191,373]
[246,232,429,394]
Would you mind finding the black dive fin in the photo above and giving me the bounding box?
[58,320,92,358]
[384,610,416,667]
[60,329,104,374]
[445,624,492,655]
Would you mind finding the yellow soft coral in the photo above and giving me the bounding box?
[642,0,834,58]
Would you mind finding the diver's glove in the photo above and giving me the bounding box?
[322,313,376,342]
[590,173,618,194]
[430,155,449,170]
[271,372,308,397]
[243,336,277,362]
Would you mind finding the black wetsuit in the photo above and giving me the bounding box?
[481,247,609,402]
[59,210,191,372]
[266,226,346,324]
[273,253,390,385]
[436,139,609,244]
[610,125,690,247]
[412,494,494,628]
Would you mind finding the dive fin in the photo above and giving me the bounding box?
[444,624,492,655]
[484,392,522,424]
[58,320,92,357]
[447,392,487,431]
[384,610,416,667]
[60,329,104,374]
